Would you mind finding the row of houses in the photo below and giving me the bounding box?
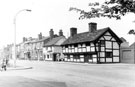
[4,22,134,64]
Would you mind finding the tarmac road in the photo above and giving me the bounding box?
[0,60,135,87]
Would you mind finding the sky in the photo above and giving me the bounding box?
[0,0,135,49]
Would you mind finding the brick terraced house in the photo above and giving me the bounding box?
[61,22,122,63]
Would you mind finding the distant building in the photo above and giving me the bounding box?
[120,39,135,64]
[43,29,66,61]
[22,34,50,60]
[61,22,122,63]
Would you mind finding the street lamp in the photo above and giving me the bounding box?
[14,9,31,67]
[128,29,135,64]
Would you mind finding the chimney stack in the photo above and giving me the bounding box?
[59,29,63,36]
[23,37,26,42]
[89,22,97,33]
[38,32,42,39]
[49,29,54,39]
[70,27,77,37]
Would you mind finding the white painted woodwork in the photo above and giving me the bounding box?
[86,46,90,52]
[91,47,95,51]
[113,42,119,49]
[113,57,119,62]
[78,44,81,47]
[106,49,112,51]
[80,58,84,62]
[68,45,71,48]
[64,55,67,57]
[74,59,77,62]
[101,47,105,51]
[111,38,116,41]
[104,36,112,40]
[113,50,119,55]
[72,49,75,53]
[70,55,73,57]
[100,58,105,62]
[106,58,112,62]
[92,55,97,57]
[106,41,112,48]
[105,32,111,35]
[63,46,65,49]
[93,58,97,62]
[71,58,73,61]
[82,44,86,47]
[66,48,68,53]
[89,59,92,62]
[77,59,80,62]
[91,43,94,46]
[63,49,65,53]
[100,52,105,57]
[78,48,82,52]
[75,47,78,52]
[82,48,86,52]
[96,47,99,51]
[65,58,67,61]
[69,49,71,53]
[100,37,104,40]
[80,55,84,57]
[72,45,74,48]
[68,59,70,61]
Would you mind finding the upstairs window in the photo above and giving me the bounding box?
[100,40,105,46]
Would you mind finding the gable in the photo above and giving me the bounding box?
[96,28,122,44]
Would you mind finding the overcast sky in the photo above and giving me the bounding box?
[0,0,135,48]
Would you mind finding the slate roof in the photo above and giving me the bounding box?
[44,36,66,46]
[62,27,122,45]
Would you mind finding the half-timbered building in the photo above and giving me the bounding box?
[61,22,122,63]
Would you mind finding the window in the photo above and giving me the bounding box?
[47,55,49,58]
[100,40,105,46]
[105,52,112,58]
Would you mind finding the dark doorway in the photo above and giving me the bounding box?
[53,54,57,61]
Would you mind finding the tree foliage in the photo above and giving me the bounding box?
[69,0,135,20]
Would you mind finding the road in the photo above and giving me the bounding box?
[0,60,135,87]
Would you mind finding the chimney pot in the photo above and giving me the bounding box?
[49,29,54,39]
[89,22,97,33]
[59,29,63,36]
[70,27,77,37]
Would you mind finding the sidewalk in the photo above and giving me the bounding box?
[1,60,33,71]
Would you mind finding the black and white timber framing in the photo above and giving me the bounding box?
[61,23,122,64]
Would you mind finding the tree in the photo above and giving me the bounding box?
[69,0,135,20]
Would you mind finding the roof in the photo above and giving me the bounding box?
[120,37,127,42]
[62,27,122,45]
[32,37,50,43]
[44,36,66,46]
[129,42,135,48]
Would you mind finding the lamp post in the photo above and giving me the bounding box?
[14,9,31,67]
[128,29,135,64]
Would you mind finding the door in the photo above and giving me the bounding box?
[53,54,57,61]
